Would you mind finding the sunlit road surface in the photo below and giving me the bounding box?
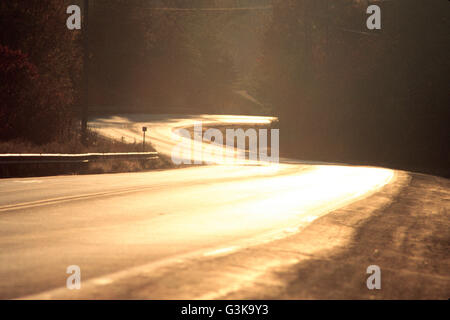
[91,114,281,165]
[0,115,397,299]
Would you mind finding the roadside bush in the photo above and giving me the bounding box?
[0,1,81,145]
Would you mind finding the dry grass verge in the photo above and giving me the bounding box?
[0,129,174,178]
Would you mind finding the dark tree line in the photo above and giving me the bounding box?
[255,0,449,176]
[0,1,82,144]
[0,0,269,144]
[87,0,256,114]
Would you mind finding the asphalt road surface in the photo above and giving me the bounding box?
[0,115,448,299]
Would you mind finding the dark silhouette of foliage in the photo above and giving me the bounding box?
[0,0,82,144]
[256,0,450,177]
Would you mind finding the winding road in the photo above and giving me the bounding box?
[0,114,447,299]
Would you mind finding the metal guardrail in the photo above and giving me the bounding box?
[0,152,158,164]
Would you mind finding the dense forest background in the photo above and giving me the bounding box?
[0,0,448,176]
[260,0,449,176]
[0,1,81,144]
[86,0,271,114]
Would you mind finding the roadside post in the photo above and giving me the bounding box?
[142,126,147,152]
